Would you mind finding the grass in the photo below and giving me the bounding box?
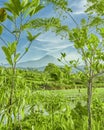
[37,87,104,101]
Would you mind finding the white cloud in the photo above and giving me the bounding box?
[69,0,87,14]
[0,0,87,65]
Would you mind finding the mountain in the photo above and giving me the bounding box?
[17,55,62,69]
[59,46,76,54]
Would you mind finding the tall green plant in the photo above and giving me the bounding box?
[0,0,69,129]
[57,2,104,130]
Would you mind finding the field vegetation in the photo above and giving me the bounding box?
[0,0,104,130]
[0,66,104,130]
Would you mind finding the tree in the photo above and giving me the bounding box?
[57,1,104,130]
[69,24,104,130]
[0,0,70,129]
[44,63,62,81]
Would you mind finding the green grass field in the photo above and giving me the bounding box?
[39,87,104,99]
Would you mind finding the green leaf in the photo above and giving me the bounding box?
[57,58,61,62]
[32,0,40,7]
[0,8,7,22]
[2,46,13,65]
[4,3,17,16]
[11,0,22,15]
[29,7,37,16]
[99,28,104,37]
[32,33,41,41]
[27,31,33,41]
[27,32,41,42]
[67,8,73,12]
[25,47,28,52]
[20,23,31,30]
[81,18,86,25]
[4,0,22,16]
[9,41,17,55]
[25,0,41,16]
[23,6,34,18]
[6,57,13,65]
[34,4,45,14]
[31,17,61,31]
[48,0,68,11]
[7,15,14,22]
[89,17,103,27]
[14,53,20,63]
[21,0,29,7]
[61,52,66,58]
[2,46,10,58]
[0,26,3,35]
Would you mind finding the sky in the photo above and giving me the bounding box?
[0,0,87,65]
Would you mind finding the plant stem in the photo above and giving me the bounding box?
[87,78,92,130]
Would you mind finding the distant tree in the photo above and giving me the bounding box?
[44,63,62,81]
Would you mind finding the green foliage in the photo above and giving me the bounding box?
[0,80,104,130]
[0,0,71,129]
[0,8,7,22]
[44,63,62,81]
[0,0,104,130]
[2,41,19,65]
[46,0,71,12]
[30,17,61,31]
[4,0,42,17]
[27,31,41,42]
[56,1,104,129]
[99,27,104,37]
[92,98,104,122]
[86,0,104,15]
[0,26,3,35]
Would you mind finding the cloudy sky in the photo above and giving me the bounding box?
[0,0,87,65]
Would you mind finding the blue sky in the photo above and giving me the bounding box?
[0,0,87,65]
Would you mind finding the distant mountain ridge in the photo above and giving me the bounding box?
[16,55,62,70]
